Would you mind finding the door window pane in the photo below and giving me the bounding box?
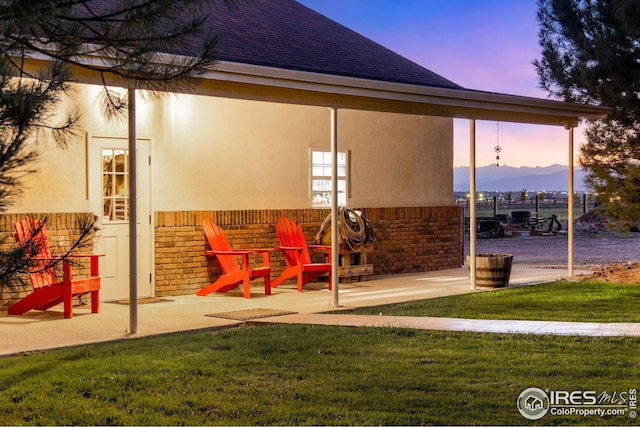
[102,149,129,222]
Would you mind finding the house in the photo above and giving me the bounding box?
[0,0,608,306]
[525,395,545,411]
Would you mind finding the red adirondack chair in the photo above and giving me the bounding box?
[271,217,332,292]
[9,217,103,319]
[198,220,271,298]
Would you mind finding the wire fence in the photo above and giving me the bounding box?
[456,195,595,212]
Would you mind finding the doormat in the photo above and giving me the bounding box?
[205,308,297,321]
[114,297,174,305]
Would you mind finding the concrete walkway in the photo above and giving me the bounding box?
[0,265,634,357]
[252,314,640,336]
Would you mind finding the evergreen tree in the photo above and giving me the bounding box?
[534,0,640,225]
[0,0,234,288]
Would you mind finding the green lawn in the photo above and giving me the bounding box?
[0,325,638,425]
[1,280,639,425]
[332,281,640,322]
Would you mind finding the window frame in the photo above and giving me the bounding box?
[309,148,349,208]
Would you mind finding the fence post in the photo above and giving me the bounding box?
[461,208,465,266]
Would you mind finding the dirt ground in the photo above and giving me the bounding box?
[466,230,640,283]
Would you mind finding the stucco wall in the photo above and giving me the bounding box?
[9,83,158,214]
[10,84,454,214]
[152,94,455,210]
[340,109,453,207]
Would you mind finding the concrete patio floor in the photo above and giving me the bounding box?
[1,265,636,357]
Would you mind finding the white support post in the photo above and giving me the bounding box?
[128,88,138,334]
[567,124,575,277]
[469,119,477,289]
[330,107,340,307]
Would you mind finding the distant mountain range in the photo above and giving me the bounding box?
[454,164,587,192]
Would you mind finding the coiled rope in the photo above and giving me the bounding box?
[316,207,374,252]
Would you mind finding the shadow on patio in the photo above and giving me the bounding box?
[0,266,580,356]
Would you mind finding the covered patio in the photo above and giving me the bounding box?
[5,0,611,335]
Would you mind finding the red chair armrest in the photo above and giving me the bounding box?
[67,254,105,258]
[275,246,303,251]
[206,249,269,254]
[308,245,331,251]
[64,254,104,276]
[206,250,253,255]
[206,249,271,267]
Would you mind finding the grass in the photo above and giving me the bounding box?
[2,281,638,425]
[332,281,640,322]
[0,324,639,425]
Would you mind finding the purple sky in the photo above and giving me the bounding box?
[297,0,581,167]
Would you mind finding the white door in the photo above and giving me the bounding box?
[89,135,152,301]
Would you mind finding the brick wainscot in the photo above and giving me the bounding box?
[0,207,463,307]
[155,206,463,297]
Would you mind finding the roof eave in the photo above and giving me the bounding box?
[21,53,610,126]
[197,61,610,126]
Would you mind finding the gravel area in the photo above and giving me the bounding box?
[465,230,640,269]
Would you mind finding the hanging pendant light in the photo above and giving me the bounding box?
[494,122,502,167]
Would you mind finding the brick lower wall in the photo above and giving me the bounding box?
[0,207,464,306]
[365,207,464,274]
[154,206,463,297]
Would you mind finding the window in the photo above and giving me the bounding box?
[102,148,129,222]
[311,149,348,207]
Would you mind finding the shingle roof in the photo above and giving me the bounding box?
[204,0,462,90]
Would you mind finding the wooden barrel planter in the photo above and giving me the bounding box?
[467,253,513,288]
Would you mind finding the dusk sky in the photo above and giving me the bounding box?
[297,0,582,168]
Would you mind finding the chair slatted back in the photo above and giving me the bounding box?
[202,220,240,273]
[276,218,312,265]
[14,217,58,289]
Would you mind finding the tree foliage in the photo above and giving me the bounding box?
[0,0,232,288]
[534,0,640,225]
